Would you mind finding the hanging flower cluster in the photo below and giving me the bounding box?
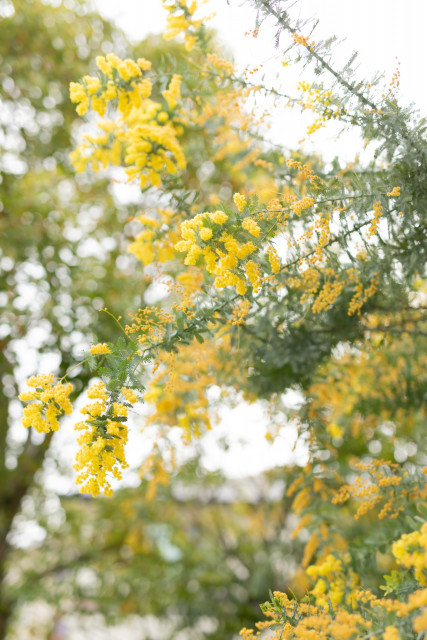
[19,374,73,433]
[69,54,186,188]
[74,382,138,497]
[162,0,205,51]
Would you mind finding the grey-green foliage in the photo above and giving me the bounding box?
[215,0,427,395]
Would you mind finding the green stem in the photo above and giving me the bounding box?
[100,308,135,342]
[60,357,92,382]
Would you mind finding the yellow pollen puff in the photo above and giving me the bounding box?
[207,53,235,76]
[96,56,113,77]
[122,387,138,404]
[87,381,108,402]
[327,422,344,438]
[184,244,203,265]
[163,74,182,109]
[208,210,228,225]
[392,522,427,585]
[116,59,141,81]
[233,192,247,212]
[82,75,101,96]
[69,81,86,104]
[137,214,160,228]
[89,343,112,355]
[137,57,152,71]
[199,227,213,241]
[266,246,280,273]
[383,626,401,640]
[242,217,261,238]
[245,260,262,292]
[113,402,128,417]
[157,111,169,123]
[237,241,257,259]
[387,186,401,197]
[367,201,383,238]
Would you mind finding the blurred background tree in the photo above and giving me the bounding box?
[7,459,307,639]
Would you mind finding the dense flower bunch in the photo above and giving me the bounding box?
[393,522,427,585]
[69,55,153,117]
[243,586,427,639]
[176,210,255,294]
[89,343,112,355]
[162,0,205,52]
[306,552,359,607]
[19,374,73,433]
[74,382,138,497]
[173,194,292,294]
[241,591,370,640]
[127,209,180,266]
[244,496,427,639]
[69,54,186,188]
[354,587,427,635]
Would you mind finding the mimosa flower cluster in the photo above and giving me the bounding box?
[306,552,359,608]
[70,54,153,117]
[19,338,141,497]
[174,195,287,295]
[69,54,186,188]
[127,209,179,266]
[162,0,204,52]
[296,80,344,136]
[125,306,175,346]
[19,374,73,433]
[242,590,370,640]
[287,265,380,316]
[74,382,138,497]
[332,460,427,521]
[392,522,427,585]
[89,342,112,355]
[244,519,427,639]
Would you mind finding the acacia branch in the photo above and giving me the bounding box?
[257,0,376,109]
[256,0,426,158]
